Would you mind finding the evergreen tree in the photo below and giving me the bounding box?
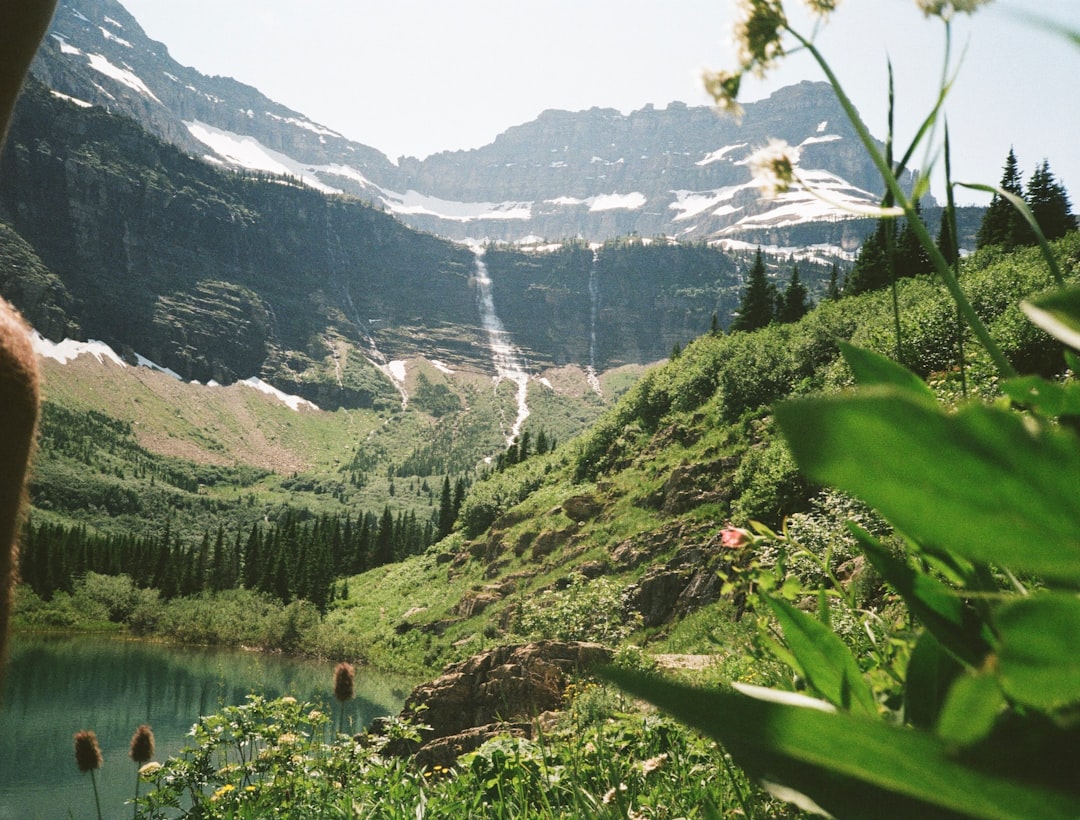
[936,207,958,268]
[373,506,395,567]
[976,148,1025,249]
[436,476,455,540]
[825,263,842,301]
[731,248,775,332]
[895,200,932,278]
[776,263,810,324]
[846,219,895,295]
[1026,159,1077,242]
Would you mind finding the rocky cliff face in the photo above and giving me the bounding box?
[1,78,783,403]
[34,0,906,248]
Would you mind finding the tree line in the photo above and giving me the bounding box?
[728,148,1076,326]
[18,499,453,613]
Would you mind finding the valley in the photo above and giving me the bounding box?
[4,0,1080,816]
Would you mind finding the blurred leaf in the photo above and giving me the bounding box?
[905,631,965,731]
[1021,287,1080,351]
[936,672,1005,747]
[603,668,1080,818]
[995,594,1080,710]
[776,389,1080,583]
[958,182,1064,286]
[855,528,991,667]
[1001,375,1080,419]
[838,341,936,403]
[765,595,877,717]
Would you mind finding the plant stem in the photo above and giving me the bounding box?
[90,770,103,820]
[788,28,1018,381]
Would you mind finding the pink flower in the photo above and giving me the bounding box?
[721,527,752,549]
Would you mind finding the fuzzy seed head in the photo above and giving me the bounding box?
[74,730,103,773]
[333,661,356,703]
[129,724,155,765]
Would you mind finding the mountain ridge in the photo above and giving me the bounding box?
[34,0,906,247]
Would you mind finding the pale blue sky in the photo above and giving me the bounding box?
[118,1,1080,204]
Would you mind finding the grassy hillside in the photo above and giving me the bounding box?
[319,232,1079,676]
[18,233,1078,676]
[27,351,619,547]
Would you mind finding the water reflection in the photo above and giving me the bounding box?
[0,634,413,819]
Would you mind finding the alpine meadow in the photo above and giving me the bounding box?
[2,1,1080,818]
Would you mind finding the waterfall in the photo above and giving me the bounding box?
[585,250,602,396]
[473,250,530,445]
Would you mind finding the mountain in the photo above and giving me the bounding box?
[33,0,904,248]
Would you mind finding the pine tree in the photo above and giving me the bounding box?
[373,506,395,567]
[846,219,895,295]
[895,200,931,278]
[436,476,454,540]
[825,263,842,300]
[730,248,775,332]
[976,148,1025,249]
[936,207,958,268]
[1026,159,1077,242]
[776,263,810,324]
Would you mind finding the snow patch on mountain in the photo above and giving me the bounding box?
[51,90,93,108]
[32,334,126,367]
[99,27,132,48]
[32,333,319,411]
[85,52,160,103]
[241,377,320,411]
[183,121,341,194]
[590,192,647,212]
[384,190,532,222]
[697,144,748,166]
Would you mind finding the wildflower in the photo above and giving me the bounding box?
[334,662,356,703]
[734,0,788,75]
[602,783,629,804]
[804,0,840,15]
[721,526,753,549]
[211,783,236,802]
[281,696,297,705]
[702,69,744,118]
[747,139,801,198]
[138,761,162,778]
[641,753,668,775]
[129,724,155,765]
[916,0,992,20]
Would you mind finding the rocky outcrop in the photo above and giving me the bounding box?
[377,641,612,768]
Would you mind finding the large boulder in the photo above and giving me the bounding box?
[377,640,612,766]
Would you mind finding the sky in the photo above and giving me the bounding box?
[118,0,1080,204]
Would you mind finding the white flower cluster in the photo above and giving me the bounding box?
[915,0,993,20]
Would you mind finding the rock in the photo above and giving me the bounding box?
[562,494,603,522]
[382,641,612,763]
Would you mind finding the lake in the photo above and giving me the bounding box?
[0,634,415,819]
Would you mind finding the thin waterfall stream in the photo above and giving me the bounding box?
[473,250,530,445]
[586,250,603,396]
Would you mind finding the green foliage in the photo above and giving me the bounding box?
[134,692,785,818]
[730,248,775,332]
[516,573,641,644]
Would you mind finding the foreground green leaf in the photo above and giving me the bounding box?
[1021,287,1080,351]
[994,593,1080,711]
[765,595,877,717]
[604,668,1080,819]
[775,389,1080,582]
[855,528,991,667]
[838,341,937,403]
